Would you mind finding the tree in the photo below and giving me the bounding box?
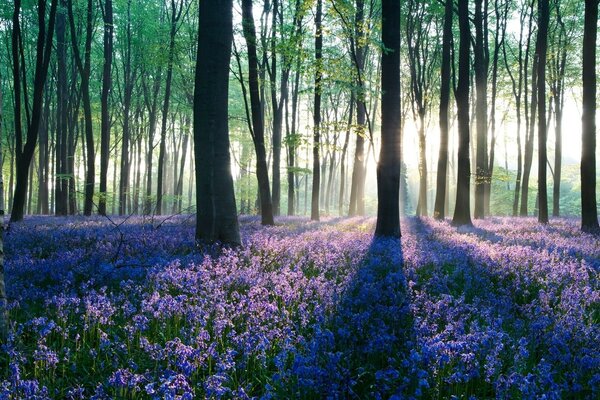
[68,0,95,216]
[375,0,401,238]
[520,0,537,217]
[406,0,438,217]
[347,0,369,217]
[504,0,529,216]
[10,0,59,223]
[434,0,453,220]
[241,0,274,226]
[55,0,69,216]
[311,0,323,221]
[581,0,599,232]
[452,0,472,227]
[537,0,549,224]
[98,0,113,216]
[194,0,240,245]
[156,0,186,215]
[473,0,489,220]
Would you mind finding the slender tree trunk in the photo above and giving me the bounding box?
[473,0,489,219]
[452,0,472,227]
[349,0,367,217]
[55,0,69,216]
[375,0,401,238]
[10,0,58,223]
[241,0,274,225]
[581,0,599,232]
[68,0,94,215]
[98,0,113,215]
[311,0,322,221]
[119,0,135,216]
[520,3,538,217]
[537,0,549,224]
[434,0,453,220]
[195,0,240,245]
[157,0,181,215]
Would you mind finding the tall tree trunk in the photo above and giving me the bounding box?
[55,0,69,216]
[98,0,113,215]
[537,0,549,224]
[375,0,401,238]
[68,0,94,215]
[452,0,472,227]
[119,0,135,216]
[434,0,453,220]
[349,0,367,217]
[270,0,282,216]
[195,0,240,245]
[311,0,323,221]
[473,0,489,219]
[241,0,274,225]
[520,5,537,217]
[581,0,599,232]
[157,0,182,215]
[10,0,58,223]
[504,2,527,217]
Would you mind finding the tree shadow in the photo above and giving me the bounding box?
[274,235,414,398]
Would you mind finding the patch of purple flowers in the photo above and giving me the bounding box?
[0,215,598,398]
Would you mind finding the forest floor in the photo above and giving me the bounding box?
[1,215,599,399]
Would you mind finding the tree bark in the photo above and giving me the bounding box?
[10,0,58,223]
[452,0,472,227]
[375,0,401,238]
[68,0,94,215]
[473,0,489,219]
[434,0,453,220]
[195,0,240,245]
[157,0,182,215]
[537,0,549,224]
[311,0,323,221]
[581,0,599,232]
[241,0,274,225]
[98,0,113,215]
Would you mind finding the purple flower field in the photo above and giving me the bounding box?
[1,216,599,399]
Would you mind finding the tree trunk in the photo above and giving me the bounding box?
[311,0,323,221]
[452,0,472,227]
[537,0,549,224]
[55,0,69,216]
[98,0,113,215]
[195,0,240,245]
[68,0,94,215]
[375,0,401,238]
[119,0,136,216]
[434,0,453,220]
[241,0,274,225]
[473,0,489,220]
[10,0,58,223]
[157,0,181,216]
[520,2,538,217]
[581,0,599,232]
[349,0,367,217]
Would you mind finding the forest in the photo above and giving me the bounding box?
[0,0,599,398]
